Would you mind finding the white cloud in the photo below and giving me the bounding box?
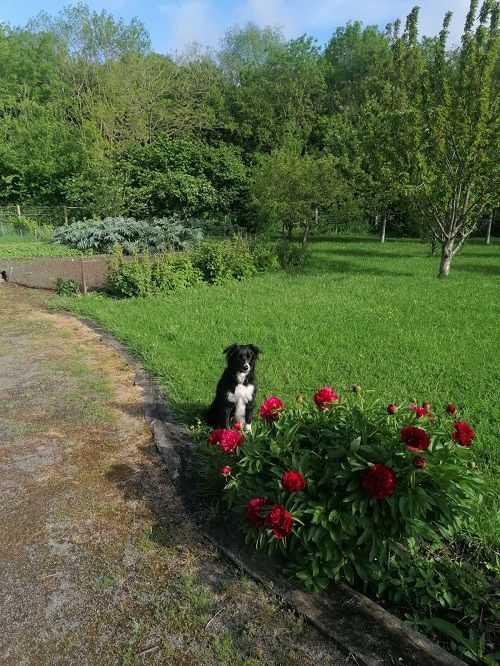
[157,0,472,53]
[159,0,221,51]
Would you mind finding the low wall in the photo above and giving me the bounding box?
[0,256,110,291]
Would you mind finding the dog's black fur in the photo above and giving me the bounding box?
[206,343,261,430]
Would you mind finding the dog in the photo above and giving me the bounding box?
[206,343,261,431]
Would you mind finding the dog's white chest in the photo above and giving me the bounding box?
[227,383,254,405]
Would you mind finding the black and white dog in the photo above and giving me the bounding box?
[206,343,261,431]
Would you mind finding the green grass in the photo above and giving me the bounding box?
[51,236,500,551]
[0,240,82,258]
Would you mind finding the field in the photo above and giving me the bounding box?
[51,236,500,553]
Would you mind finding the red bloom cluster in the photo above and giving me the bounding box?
[362,464,396,499]
[452,421,475,446]
[446,403,457,414]
[245,497,271,528]
[313,387,339,410]
[260,396,284,421]
[400,425,430,452]
[208,428,244,454]
[266,504,294,538]
[409,404,432,419]
[281,470,306,493]
[413,456,426,469]
[220,465,231,476]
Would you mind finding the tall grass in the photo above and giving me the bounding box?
[51,236,500,552]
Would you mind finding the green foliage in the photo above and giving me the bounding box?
[249,241,280,272]
[275,242,311,268]
[105,245,202,298]
[53,216,204,254]
[55,277,80,296]
[219,396,484,594]
[192,238,257,285]
[0,241,81,258]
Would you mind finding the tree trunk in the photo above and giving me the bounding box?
[438,238,454,278]
[379,217,386,244]
[287,220,293,240]
[485,212,493,244]
[301,219,310,247]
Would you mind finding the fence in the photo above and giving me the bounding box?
[0,256,111,292]
[0,204,86,229]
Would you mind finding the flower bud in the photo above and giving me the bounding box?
[352,384,361,393]
[468,461,476,469]
[446,403,457,414]
[220,465,231,476]
[233,421,241,431]
[413,456,426,469]
[387,403,398,414]
[295,394,303,403]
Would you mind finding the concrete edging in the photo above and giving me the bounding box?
[63,313,466,666]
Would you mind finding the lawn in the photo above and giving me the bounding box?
[0,240,81,258]
[51,236,500,553]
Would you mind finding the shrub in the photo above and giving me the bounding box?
[105,245,202,297]
[105,247,153,297]
[206,392,484,603]
[193,238,257,285]
[53,215,204,254]
[275,241,310,268]
[55,277,80,296]
[250,241,280,272]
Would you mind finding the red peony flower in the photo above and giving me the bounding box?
[233,421,241,431]
[387,403,398,414]
[281,470,306,493]
[446,403,457,414]
[410,405,432,419]
[362,464,396,499]
[260,396,284,421]
[220,465,231,476]
[313,387,339,410]
[266,504,294,538]
[400,425,430,451]
[218,429,244,454]
[413,456,426,469]
[245,497,271,528]
[208,429,224,445]
[452,421,475,446]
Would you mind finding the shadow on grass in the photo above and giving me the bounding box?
[453,263,500,276]
[316,247,417,260]
[308,257,415,278]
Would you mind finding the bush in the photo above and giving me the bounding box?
[250,241,280,272]
[206,391,484,604]
[53,215,204,254]
[55,277,80,296]
[105,245,202,297]
[275,241,310,268]
[193,238,257,285]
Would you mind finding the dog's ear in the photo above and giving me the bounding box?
[248,344,262,357]
[223,343,238,356]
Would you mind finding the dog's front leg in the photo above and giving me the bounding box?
[244,404,253,432]
[224,405,233,430]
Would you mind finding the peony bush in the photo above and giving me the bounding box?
[206,388,484,598]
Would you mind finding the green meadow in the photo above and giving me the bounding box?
[52,236,500,552]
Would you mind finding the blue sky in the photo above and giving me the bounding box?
[0,1,470,54]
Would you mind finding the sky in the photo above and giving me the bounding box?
[0,0,470,54]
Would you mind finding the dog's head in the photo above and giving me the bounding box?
[223,343,261,375]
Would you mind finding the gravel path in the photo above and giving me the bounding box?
[0,285,349,665]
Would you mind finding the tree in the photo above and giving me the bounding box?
[250,149,347,244]
[390,1,499,276]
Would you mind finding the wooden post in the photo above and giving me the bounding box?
[80,257,88,295]
[64,206,69,226]
[16,204,21,218]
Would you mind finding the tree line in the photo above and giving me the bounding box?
[0,1,498,275]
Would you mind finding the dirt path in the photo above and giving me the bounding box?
[0,285,348,666]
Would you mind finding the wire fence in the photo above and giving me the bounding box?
[0,204,86,230]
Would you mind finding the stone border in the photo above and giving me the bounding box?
[58,311,466,666]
